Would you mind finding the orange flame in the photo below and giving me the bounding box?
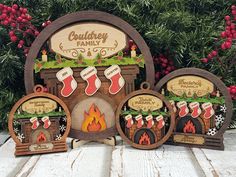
[81,104,107,132]
[183,120,196,134]
[139,132,151,145]
[37,132,46,143]
[131,44,137,51]
[42,50,47,55]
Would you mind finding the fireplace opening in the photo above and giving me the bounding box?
[134,128,156,145]
[176,116,204,134]
[37,131,47,143]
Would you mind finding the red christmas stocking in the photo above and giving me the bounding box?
[42,116,51,129]
[156,115,165,129]
[30,117,39,130]
[189,102,201,118]
[169,100,177,113]
[177,101,189,117]
[145,115,154,128]
[125,114,133,128]
[104,65,125,95]
[80,66,101,96]
[135,114,143,128]
[202,102,215,119]
[56,67,77,97]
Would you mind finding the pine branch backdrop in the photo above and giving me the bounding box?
[0,0,235,130]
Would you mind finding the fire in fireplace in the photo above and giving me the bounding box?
[183,120,196,134]
[81,104,107,132]
[139,132,151,145]
[133,128,156,145]
[37,131,47,143]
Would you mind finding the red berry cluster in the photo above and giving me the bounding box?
[228,85,236,100]
[0,3,39,56]
[201,5,236,63]
[153,54,176,80]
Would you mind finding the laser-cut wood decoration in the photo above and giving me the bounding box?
[24,11,155,142]
[155,68,233,150]
[8,85,71,156]
[116,82,175,150]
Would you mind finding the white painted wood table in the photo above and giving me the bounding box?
[0,130,236,177]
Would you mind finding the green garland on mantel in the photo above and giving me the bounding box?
[14,111,66,119]
[121,110,168,116]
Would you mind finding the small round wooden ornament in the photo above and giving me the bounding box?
[116,82,175,150]
[155,68,233,150]
[8,85,71,156]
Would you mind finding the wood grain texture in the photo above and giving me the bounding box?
[0,130,236,177]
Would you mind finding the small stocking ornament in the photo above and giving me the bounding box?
[30,117,39,130]
[104,65,125,95]
[202,102,215,119]
[177,101,189,117]
[42,116,51,129]
[125,114,133,128]
[156,115,165,129]
[56,67,77,97]
[145,115,154,128]
[80,66,101,96]
[189,102,201,118]
[169,100,177,113]
[135,114,143,128]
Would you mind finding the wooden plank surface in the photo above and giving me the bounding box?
[0,130,236,177]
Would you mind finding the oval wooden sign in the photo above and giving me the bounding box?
[167,76,214,97]
[50,23,127,59]
[22,98,57,114]
[128,95,163,111]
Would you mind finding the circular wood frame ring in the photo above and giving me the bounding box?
[154,67,233,137]
[24,10,155,93]
[68,92,117,140]
[115,89,175,150]
[8,92,71,145]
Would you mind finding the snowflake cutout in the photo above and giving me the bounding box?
[220,105,227,113]
[13,120,19,126]
[59,124,66,132]
[61,116,67,122]
[14,128,19,133]
[207,128,217,136]
[17,133,25,142]
[55,134,62,141]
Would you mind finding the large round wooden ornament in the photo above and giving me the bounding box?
[8,85,71,156]
[155,68,233,150]
[116,82,175,149]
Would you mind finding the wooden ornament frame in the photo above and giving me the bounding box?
[8,87,71,156]
[116,82,175,150]
[155,68,233,150]
[23,11,155,142]
[24,10,155,93]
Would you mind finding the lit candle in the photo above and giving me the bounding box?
[131,45,137,58]
[42,50,48,62]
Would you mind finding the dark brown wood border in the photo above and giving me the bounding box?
[154,67,233,150]
[115,89,175,150]
[24,10,155,93]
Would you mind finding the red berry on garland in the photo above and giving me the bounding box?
[225,41,232,49]
[22,8,28,14]
[19,40,24,45]
[0,4,3,10]
[232,10,236,15]
[207,53,213,60]
[161,63,167,68]
[3,20,9,25]
[12,4,18,10]
[226,21,231,26]
[46,20,52,25]
[231,88,236,94]
[42,22,47,27]
[10,36,18,42]
[231,23,235,29]
[221,43,227,50]
[211,50,218,57]
[9,31,15,37]
[221,31,227,38]
[232,5,236,10]
[201,58,208,63]
[34,31,39,36]
[1,13,7,19]
[225,15,231,21]
[17,43,23,48]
